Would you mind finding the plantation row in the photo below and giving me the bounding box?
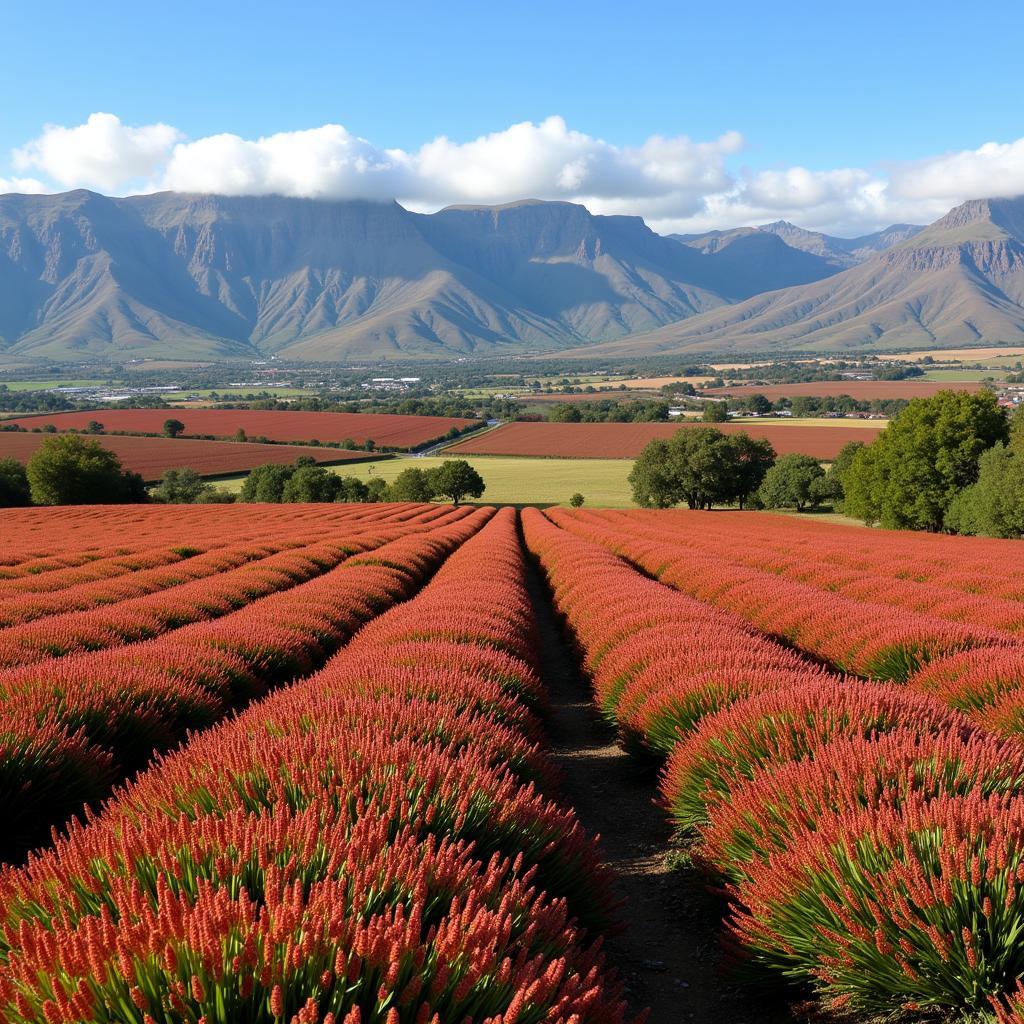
[0,509,630,1024]
[523,507,1024,1020]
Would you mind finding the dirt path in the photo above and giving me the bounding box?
[523,552,797,1024]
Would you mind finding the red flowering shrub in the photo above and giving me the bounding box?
[729,794,1024,1016]
[660,680,969,837]
[699,728,1024,884]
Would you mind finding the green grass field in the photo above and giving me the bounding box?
[920,369,999,381]
[0,379,109,392]
[217,454,638,507]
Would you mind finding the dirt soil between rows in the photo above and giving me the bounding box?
[523,552,801,1024]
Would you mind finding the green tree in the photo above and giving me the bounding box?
[945,443,1024,537]
[702,401,729,423]
[281,465,342,503]
[757,454,826,511]
[569,492,585,508]
[724,434,776,508]
[26,435,144,505]
[151,467,212,504]
[790,396,818,418]
[365,477,389,502]
[195,487,236,504]
[388,467,436,502]
[163,418,186,438]
[630,427,740,510]
[428,460,485,506]
[335,476,370,503]
[629,439,682,508]
[819,440,866,510]
[0,458,31,507]
[85,420,104,434]
[843,390,1008,530]
[548,404,583,423]
[239,463,295,503]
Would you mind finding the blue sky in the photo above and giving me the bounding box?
[3,0,1023,235]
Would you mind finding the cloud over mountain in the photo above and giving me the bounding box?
[8,113,1024,237]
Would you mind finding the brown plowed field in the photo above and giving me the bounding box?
[0,433,376,482]
[3,410,477,448]
[448,420,883,459]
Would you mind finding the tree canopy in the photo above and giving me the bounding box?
[757,454,825,512]
[0,458,31,507]
[388,467,436,503]
[26,435,146,506]
[629,427,775,510]
[429,460,485,506]
[239,463,296,503]
[842,390,1008,531]
[151,467,213,504]
[281,465,343,503]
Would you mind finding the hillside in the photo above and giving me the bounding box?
[567,196,1024,357]
[0,191,854,362]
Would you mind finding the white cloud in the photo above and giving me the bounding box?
[6,111,1024,236]
[13,112,182,192]
[163,125,416,199]
[0,175,47,194]
[888,139,1024,204]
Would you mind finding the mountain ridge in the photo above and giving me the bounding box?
[1,189,1011,362]
[0,189,902,362]
[564,195,1024,357]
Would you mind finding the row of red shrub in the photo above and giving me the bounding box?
[525,508,1024,1020]
[0,506,487,862]
[555,508,1024,739]
[0,506,460,666]
[547,508,1009,681]
[0,503,454,580]
[0,508,630,1024]
[605,508,1024,631]
[0,503,421,607]
[612,507,1024,601]
[521,508,842,757]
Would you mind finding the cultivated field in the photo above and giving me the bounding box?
[875,346,1024,362]
[3,503,1024,1023]
[218,453,638,506]
[2,409,478,448]
[705,379,984,400]
[0,432,377,481]
[449,419,883,459]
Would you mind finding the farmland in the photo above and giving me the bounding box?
[0,432,379,481]
[2,409,479,448]
[449,419,884,459]
[4,503,1024,1022]
[218,454,639,506]
[705,379,984,400]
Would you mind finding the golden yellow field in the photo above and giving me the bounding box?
[875,347,1024,362]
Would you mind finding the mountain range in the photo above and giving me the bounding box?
[570,197,1024,357]
[0,187,1022,362]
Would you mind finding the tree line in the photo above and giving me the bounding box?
[630,390,1024,539]
[237,459,484,506]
